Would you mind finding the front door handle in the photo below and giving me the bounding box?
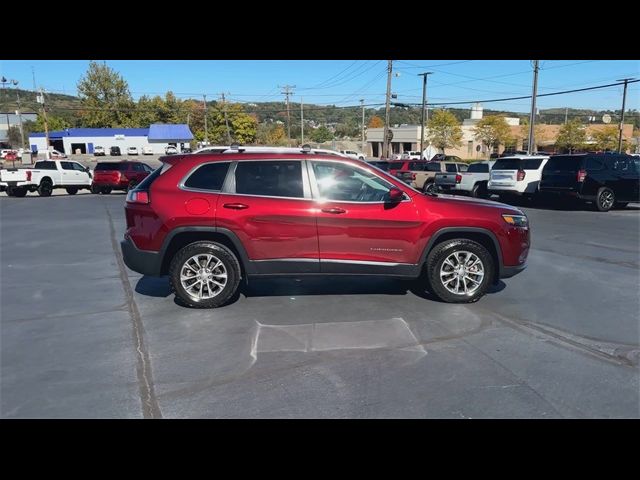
[321,207,346,214]
[223,203,249,210]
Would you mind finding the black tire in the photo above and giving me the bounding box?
[595,186,615,212]
[425,239,495,304]
[471,182,488,198]
[423,181,436,194]
[127,180,138,192]
[169,241,241,309]
[66,187,78,195]
[6,186,15,197]
[12,187,27,197]
[101,187,112,195]
[614,202,628,209]
[91,184,101,194]
[38,179,53,197]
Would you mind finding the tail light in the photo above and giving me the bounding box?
[455,174,462,184]
[26,170,32,181]
[517,169,526,181]
[577,169,587,183]
[411,173,416,180]
[126,190,149,204]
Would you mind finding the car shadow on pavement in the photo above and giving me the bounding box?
[134,275,508,308]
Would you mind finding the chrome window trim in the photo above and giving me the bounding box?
[178,161,232,194]
[307,158,412,204]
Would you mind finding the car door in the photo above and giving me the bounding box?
[215,159,320,274]
[70,161,91,185]
[308,159,424,274]
[614,157,639,201]
[59,161,75,185]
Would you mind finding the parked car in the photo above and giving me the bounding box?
[142,146,154,155]
[339,150,366,161]
[435,163,482,194]
[165,145,178,155]
[406,161,468,193]
[539,153,639,211]
[388,160,428,178]
[0,159,92,197]
[488,155,550,201]
[49,149,67,159]
[441,160,496,198]
[94,146,106,156]
[127,146,139,155]
[430,154,463,162]
[0,149,17,159]
[366,160,391,172]
[110,146,122,156]
[401,151,422,160]
[121,148,530,308]
[91,161,154,194]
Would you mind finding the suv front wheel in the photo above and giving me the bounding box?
[169,241,241,308]
[425,239,495,303]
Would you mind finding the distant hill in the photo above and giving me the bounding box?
[1,88,637,129]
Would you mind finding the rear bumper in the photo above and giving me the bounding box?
[120,235,162,276]
[93,181,129,189]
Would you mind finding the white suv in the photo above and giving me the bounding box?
[401,151,422,160]
[488,154,550,199]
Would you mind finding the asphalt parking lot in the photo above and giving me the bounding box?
[1,191,639,418]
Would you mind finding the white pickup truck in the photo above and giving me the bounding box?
[435,161,495,198]
[0,159,93,197]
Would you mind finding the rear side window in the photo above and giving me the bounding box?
[60,161,73,170]
[35,161,56,170]
[235,161,303,198]
[425,163,442,172]
[184,162,230,191]
[467,163,489,173]
[445,164,457,173]
[95,162,129,171]
[585,157,604,171]
[409,162,425,171]
[545,156,583,172]
[522,158,543,170]
[493,158,521,170]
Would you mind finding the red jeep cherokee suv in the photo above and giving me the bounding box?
[121,148,530,308]
[92,161,154,194]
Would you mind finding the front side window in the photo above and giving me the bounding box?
[235,161,303,198]
[312,161,395,202]
[184,162,230,191]
[72,162,86,171]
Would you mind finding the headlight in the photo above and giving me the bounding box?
[502,214,528,228]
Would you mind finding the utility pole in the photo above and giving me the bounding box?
[220,92,232,144]
[279,85,296,146]
[527,60,540,155]
[360,98,365,154]
[37,88,50,151]
[11,80,25,150]
[202,94,208,145]
[418,72,433,155]
[382,60,393,159]
[300,97,304,145]
[564,107,568,124]
[616,78,635,153]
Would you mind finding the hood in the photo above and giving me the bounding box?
[429,193,524,214]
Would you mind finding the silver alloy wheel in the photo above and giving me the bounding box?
[439,250,485,296]
[179,253,228,301]
[599,190,614,210]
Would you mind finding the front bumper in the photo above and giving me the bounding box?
[121,234,162,276]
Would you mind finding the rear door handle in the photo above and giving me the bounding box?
[321,207,346,214]
[223,203,249,210]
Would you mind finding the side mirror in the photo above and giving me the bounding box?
[387,187,404,203]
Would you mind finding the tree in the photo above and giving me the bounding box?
[368,116,384,128]
[519,118,548,151]
[256,123,287,145]
[310,125,333,143]
[474,115,512,155]
[590,126,620,151]
[426,109,463,154]
[556,119,586,153]
[77,61,136,127]
[34,113,71,132]
[7,126,22,147]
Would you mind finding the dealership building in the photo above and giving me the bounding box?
[28,124,194,155]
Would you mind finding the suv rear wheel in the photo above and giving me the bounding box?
[425,239,494,303]
[423,181,436,194]
[595,187,615,212]
[169,241,241,308]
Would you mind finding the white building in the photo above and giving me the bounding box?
[28,124,194,155]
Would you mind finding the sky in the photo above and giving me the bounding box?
[1,60,638,113]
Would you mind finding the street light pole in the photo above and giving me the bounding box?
[616,78,635,153]
[360,99,365,154]
[418,72,433,156]
[382,60,393,159]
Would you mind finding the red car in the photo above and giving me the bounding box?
[387,159,428,177]
[121,150,530,308]
[91,161,154,194]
